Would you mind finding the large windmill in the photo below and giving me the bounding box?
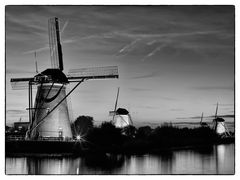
[10,17,119,140]
[109,87,133,128]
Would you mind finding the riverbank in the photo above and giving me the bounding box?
[6,123,234,157]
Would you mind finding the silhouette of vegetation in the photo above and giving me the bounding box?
[6,119,234,155]
[83,122,234,154]
[135,126,152,139]
[86,122,125,152]
[122,125,137,138]
[71,116,94,137]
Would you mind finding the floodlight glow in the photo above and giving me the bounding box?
[76,135,81,140]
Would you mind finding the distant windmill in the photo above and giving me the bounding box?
[212,103,231,137]
[10,17,119,140]
[200,112,208,127]
[109,87,133,128]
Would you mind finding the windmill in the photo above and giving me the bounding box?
[10,17,119,140]
[212,103,231,137]
[109,87,133,128]
[199,112,208,127]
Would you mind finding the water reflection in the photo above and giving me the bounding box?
[6,144,234,174]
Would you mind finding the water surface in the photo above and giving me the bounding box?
[6,143,234,174]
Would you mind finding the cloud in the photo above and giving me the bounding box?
[170,108,184,112]
[23,38,77,55]
[116,38,141,56]
[209,114,234,118]
[192,85,234,91]
[142,44,166,61]
[213,103,234,107]
[61,20,69,34]
[178,114,235,120]
[23,46,49,55]
[159,96,178,101]
[130,71,159,79]
[147,40,157,45]
[137,105,159,109]
[6,68,34,74]
[129,88,152,92]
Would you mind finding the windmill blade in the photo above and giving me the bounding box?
[67,66,119,81]
[48,17,63,71]
[200,112,203,123]
[215,102,218,118]
[114,87,120,112]
[10,77,35,90]
[109,111,116,116]
[112,87,120,122]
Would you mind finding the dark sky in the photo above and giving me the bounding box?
[6,5,234,126]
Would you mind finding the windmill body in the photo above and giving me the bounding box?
[10,17,119,140]
[113,108,132,128]
[30,83,72,139]
[213,118,226,135]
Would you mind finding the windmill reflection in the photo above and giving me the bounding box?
[26,154,125,174]
[23,144,233,174]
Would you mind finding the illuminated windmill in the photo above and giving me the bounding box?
[109,87,133,128]
[10,17,119,140]
[212,103,231,137]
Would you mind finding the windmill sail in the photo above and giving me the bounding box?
[10,77,34,89]
[200,112,203,124]
[48,17,63,71]
[114,87,120,113]
[67,66,119,81]
[111,87,120,120]
[215,102,218,118]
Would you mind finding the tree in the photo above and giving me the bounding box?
[122,125,137,138]
[136,126,152,139]
[72,116,94,136]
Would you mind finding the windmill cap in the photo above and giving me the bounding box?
[116,108,129,115]
[213,117,225,122]
[35,68,68,83]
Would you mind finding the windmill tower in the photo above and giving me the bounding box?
[10,17,119,140]
[109,88,133,128]
[212,103,231,137]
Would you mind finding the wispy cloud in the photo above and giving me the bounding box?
[61,20,69,34]
[192,85,234,91]
[142,44,166,61]
[159,96,178,101]
[23,38,77,55]
[116,38,141,56]
[6,68,34,74]
[130,71,159,79]
[23,45,49,55]
[170,108,184,112]
[137,105,159,109]
[129,88,152,92]
[115,30,221,40]
[212,103,234,107]
[178,114,235,120]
